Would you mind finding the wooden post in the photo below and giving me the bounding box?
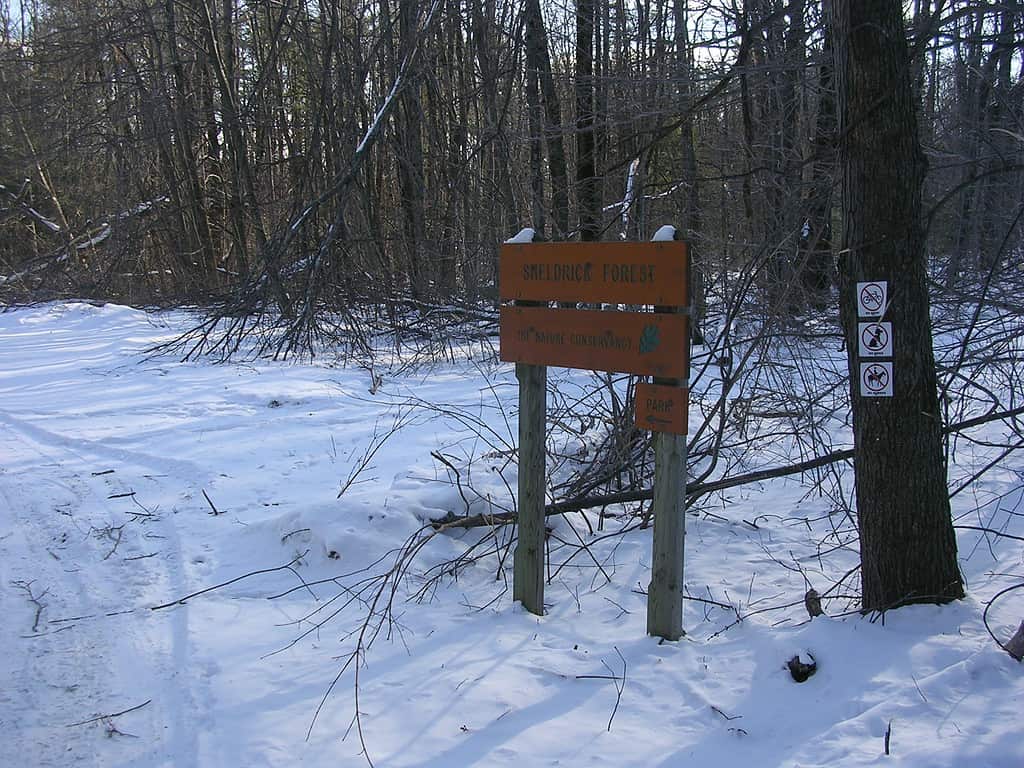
[646,330,688,640]
[513,360,546,614]
[498,236,689,623]
[646,235,689,641]
[647,428,687,639]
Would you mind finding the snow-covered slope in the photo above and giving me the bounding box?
[1,302,1020,767]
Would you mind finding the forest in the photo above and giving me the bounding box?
[1,0,1020,328]
[2,3,1024,762]
[3,0,1024,602]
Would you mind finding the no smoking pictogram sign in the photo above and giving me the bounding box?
[857,281,887,318]
[860,362,893,397]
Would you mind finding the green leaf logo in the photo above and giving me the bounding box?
[639,323,660,354]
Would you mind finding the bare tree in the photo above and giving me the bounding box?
[833,0,964,611]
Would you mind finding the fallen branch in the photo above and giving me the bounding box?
[66,699,152,728]
[432,448,853,529]
[202,489,221,516]
[431,404,1024,530]
[151,550,309,609]
[982,582,1024,660]
[12,580,48,633]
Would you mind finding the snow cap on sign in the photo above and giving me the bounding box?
[505,227,536,244]
[652,225,677,242]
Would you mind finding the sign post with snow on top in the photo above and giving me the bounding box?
[499,225,690,640]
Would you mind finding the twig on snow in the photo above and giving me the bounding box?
[12,579,49,632]
[577,646,627,731]
[151,550,310,609]
[981,582,1024,660]
[711,705,742,721]
[66,699,152,728]
[202,489,221,516]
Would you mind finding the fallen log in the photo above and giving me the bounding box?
[431,404,1024,531]
[431,448,854,530]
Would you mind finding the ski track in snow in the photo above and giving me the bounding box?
[0,402,208,765]
[0,304,204,767]
[0,424,197,766]
[1,302,1022,768]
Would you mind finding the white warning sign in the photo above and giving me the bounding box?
[860,362,894,397]
[858,321,893,358]
[856,281,887,318]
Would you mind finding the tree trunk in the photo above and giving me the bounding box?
[575,0,600,241]
[832,0,964,611]
[525,65,547,237]
[674,0,703,340]
[394,0,429,298]
[976,7,1019,272]
[736,5,756,237]
[472,0,518,277]
[948,10,985,288]
[800,0,836,309]
[524,0,569,239]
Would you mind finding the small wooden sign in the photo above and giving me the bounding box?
[500,306,688,378]
[500,241,688,305]
[635,382,689,434]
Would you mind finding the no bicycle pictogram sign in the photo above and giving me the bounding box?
[857,281,887,318]
[860,361,894,397]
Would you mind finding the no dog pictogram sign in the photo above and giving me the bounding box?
[858,322,893,358]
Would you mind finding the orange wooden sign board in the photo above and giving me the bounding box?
[500,241,688,305]
[500,306,688,378]
[635,382,689,434]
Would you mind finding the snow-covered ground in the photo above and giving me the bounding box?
[1,302,1021,767]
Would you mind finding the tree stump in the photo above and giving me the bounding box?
[1006,621,1024,662]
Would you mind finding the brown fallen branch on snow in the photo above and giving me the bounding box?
[431,448,853,530]
[431,404,1024,530]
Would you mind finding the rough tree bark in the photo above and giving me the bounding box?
[394,0,429,298]
[674,0,703,341]
[575,0,600,241]
[800,0,836,309]
[832,0,964,611]
[524,0,570,239]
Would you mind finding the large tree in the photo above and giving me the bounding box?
[832,0,964,611]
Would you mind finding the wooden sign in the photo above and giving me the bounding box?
[635,383,689,434]
[500,241,688,305]
[500,306,688,378]
[502,236,691,638]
